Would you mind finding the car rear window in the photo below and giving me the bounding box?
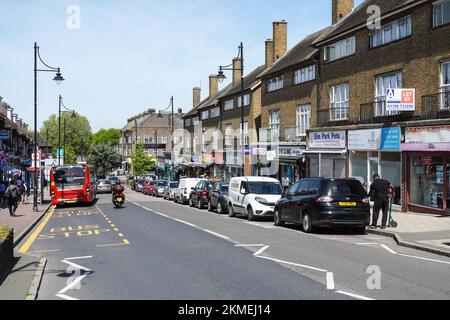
[158,181,168,187]
[170,182,179,188]
[323,180,367,197]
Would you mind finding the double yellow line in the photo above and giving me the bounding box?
[19,206,56,254]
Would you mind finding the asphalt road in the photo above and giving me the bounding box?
[19,189,450,300]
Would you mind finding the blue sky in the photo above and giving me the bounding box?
[0,0,364,132]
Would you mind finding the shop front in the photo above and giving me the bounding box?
[305,130,347,178]
[348,127,402,207]
[402,126,450,214]
[277,145,306,183]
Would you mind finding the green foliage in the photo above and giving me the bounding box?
[88,144,123,179]
[40,113,93,164]
[131,143,157,176]
[0,225,12,241]
[92,128,121,147]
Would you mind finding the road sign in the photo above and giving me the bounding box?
[57,148,64,157]
[386,88,415,112]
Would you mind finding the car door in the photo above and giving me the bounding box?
[303,179,321,221]
[290,180,310,223]
[193,181,202,204]
[279,182,300,222]
[236,181,249,214]
[210,183,219,207]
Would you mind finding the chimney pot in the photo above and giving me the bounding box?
[265,39,274,68]
[273,20,287,62]
[193,87,201,107]
[209,75,218,98]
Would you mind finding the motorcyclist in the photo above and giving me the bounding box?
[112,181,125,207]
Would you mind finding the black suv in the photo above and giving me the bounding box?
[274,178,370,234]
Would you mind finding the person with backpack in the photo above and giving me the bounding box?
[5,180,20,216]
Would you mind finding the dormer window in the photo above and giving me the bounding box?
[324,36,355,61]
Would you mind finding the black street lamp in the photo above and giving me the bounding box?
[217,42,245,176]
[58,95,76,166]
[34,42,65,212]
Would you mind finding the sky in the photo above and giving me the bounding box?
[0,0,364,132]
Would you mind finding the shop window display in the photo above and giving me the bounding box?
[410,156,444,209]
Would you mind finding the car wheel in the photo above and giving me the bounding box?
[228,203,236,217]
[197,199,203,209]
[247,206,255,221]
[208,201,212,212]
[302,213,314,233]
[189,197,194,207]
[274,210,285,227]
[217,203,223,214]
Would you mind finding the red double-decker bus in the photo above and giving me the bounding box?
[50,164,96,206]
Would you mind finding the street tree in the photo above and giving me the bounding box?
[92,128,121,147]
[40,113,93,164]
[88,144,123,179]
[131,143,157,177]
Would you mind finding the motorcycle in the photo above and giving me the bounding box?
[112,185,126,208]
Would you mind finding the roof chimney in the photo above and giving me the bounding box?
[209,75,218,98]
[273,20,287,62]
[232,57,242,86]
[193,87,201,107]
[265,39,274,68]
[332,0,354,25]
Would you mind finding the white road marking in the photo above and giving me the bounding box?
[203,229,230,240]
[173,219,196,228]
[326,272,335,290]
[357,243,379,246]
[256,256,328,273]
[336,290,375,301]
[56,293,79,301]
[380,244,398,255]
[58,273,91,295]
[61,260,92,272]
[398,253,450,265]
[253,246,270,256]
[235,244,266,247]
[64,256,93,261]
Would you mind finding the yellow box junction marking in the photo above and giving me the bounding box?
[19,206,56,254]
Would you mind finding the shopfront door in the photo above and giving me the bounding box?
[369,156,379,184]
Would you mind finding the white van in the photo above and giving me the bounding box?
[174,178,204,205]
[228,177,283,221]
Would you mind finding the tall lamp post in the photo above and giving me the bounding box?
[158,96,174,180]
[34,42,65,212]
[217,42,245,176]
[58,95,76,165]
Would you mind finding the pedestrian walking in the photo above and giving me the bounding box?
[369,174,394,229]
[5,180,20,216]
[0,181,6,205]
[21,183,28,203]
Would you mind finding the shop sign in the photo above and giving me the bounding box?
[380,127,401,151]
[348,129,381,151]
[278,146,305,158]
[308,131,346,149]
[0,131,9,140]
[402,126,450,151]
[386,88,415,112]
[252,147,267,156]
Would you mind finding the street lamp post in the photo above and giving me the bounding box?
[217,42,245,176]
[33,42,65,212]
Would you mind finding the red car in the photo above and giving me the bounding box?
[143,180,157,195]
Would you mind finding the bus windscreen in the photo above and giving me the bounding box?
[54,166,86,188]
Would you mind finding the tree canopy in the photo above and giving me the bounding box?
[131,143,157,177]
[40,113,93,164]
[88,144,123,179]
[92,128,121,147]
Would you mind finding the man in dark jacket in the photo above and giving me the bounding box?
[369,174,393,229]
[5,181,20,216]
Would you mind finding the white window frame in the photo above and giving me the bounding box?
[238,94,251,108]
[269,110,280,139]
[267,75,284,92]
[330,84,349,121]
[240,122,249,146]
[370,16,412,48]
[201,110,209,120]
[296,105,311,136]
[433,0,450,27]
[224,99,234,111]
[161,135,168,144]
[144,135,150,144]
[294,65,316,85]
[225,125,233,147]
[325,36,355,61]
[210,107,220,118]
[375,71,403,116]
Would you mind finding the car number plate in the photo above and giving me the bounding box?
[66,200,76,204]
[339,202,356,207]
[117,198,123,202]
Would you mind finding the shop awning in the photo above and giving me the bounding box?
[303,150,347,154]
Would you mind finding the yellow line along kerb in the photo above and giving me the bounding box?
[19,206,56,254]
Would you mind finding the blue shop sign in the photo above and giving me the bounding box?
[380,127,401,151]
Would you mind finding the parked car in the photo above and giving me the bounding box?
[144,174,158,181]
[109,176,121,186]
[208,182,230,214]
[135,179,146,193]
[163,181,179,200]
[152,180,168,197]
[189,180,213,209]
[228,177,283,221]
[143,180,157,195]
[174,178,203,205]
[96,179,113,194]
[274,178,370,234]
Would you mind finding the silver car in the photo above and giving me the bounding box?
[96,179,112,194]
[163,181,179,200]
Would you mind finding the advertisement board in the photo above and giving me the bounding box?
[386,88,415,112]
